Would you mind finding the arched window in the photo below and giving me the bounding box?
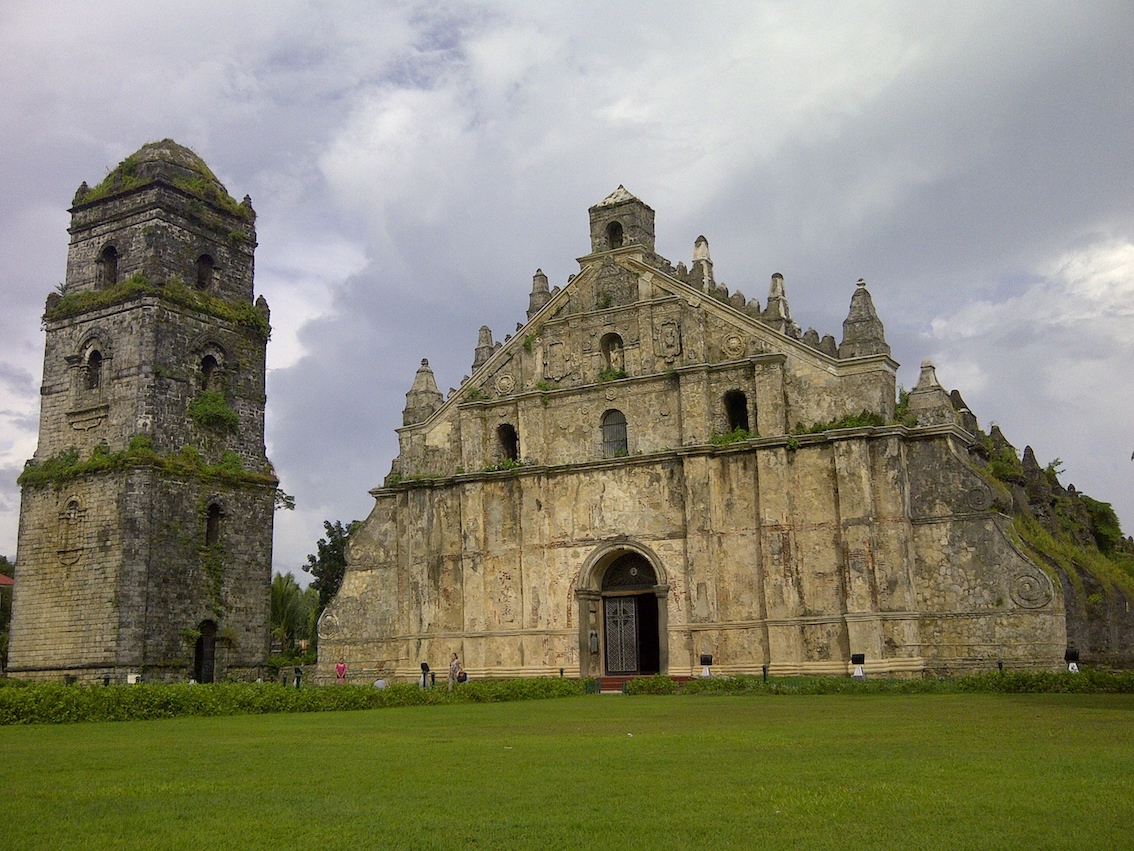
[606,221,623,249]
[600,333,625,373]
[201,355,219,391]
[497,423,520,462]
[196,254,215,290]
[86,350,103,390]
[602,409,628,457]
[98,246,118,289]
[205,503,223,547]
[724,390,749,433]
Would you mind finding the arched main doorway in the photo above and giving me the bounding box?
[602,554,659,675]
[575,543,669,678]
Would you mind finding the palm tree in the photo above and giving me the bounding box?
[270,572,309,653]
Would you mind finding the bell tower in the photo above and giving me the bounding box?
[588,185,656,254]
[8,140,275,683]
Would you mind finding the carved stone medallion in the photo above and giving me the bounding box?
[494,373,516,395]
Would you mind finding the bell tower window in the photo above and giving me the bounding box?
[497,424,520,463]
[201,355,220,391]
[205,503,223,546]
[86,350,103,390]
[606,221,623,249]
[196,254,215,290]
[98,246,118,289]
[724,390,749,433]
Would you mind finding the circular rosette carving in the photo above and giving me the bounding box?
[966,486,993,511]
[723,335,746,359]
[1009,572,1053,609]
[494,373,516,395]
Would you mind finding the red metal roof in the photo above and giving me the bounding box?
[0,574,13,587]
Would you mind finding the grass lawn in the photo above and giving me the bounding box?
[1,693,1131,849]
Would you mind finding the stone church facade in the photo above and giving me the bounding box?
[8,141,275,683]
[318,187,1065,681]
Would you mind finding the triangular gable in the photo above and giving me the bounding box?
[403,240,893,434]
[401,263,603,430]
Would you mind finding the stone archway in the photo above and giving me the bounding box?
[575,542,669,678]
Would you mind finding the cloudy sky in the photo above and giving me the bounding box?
[2,1,1132,579]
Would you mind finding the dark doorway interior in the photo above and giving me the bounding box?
[601,554,660,675]
[636,593,659,674]
[194,620,217,683]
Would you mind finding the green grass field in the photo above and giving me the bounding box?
[1,693,1131,850]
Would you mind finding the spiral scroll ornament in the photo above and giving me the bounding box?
[966,486,993,511]
[1009,572,1053,608]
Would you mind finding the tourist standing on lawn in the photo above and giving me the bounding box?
[448,653,461,690]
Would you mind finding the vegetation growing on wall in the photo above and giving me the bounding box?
[45,274,270,340]
[710,427,754,445]
[893,387,918,427]
[966,424,1134,610]
[463,387,489,402]
[522,328,542,353]
[481,459,526,473]
[17,436,276,491]
[1011,513,1134,601]
[75,147,252,221]
[793,410,886,435]
[76,153,148,203]
[169,175,251,220]
[188,391,239,433]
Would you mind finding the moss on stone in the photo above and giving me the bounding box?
[75,140,252,220]
[17,437,276,491]
[45,274,270,340]
[793,410,886,435]
[189,391,239,434]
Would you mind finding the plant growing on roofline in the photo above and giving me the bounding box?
[711,427,754,446]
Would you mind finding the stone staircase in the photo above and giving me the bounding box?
[596,674,694,693]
